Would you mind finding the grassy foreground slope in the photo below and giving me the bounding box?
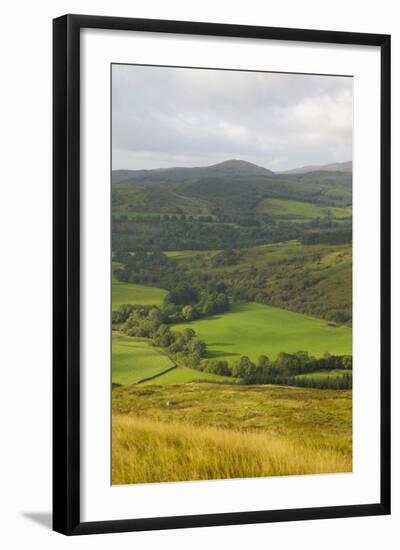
[112,383,352,484]
[112,415,351,484]
[175,303,351,363]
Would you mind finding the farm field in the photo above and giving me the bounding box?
[112,333,233,385]
[112,383,352,484]
[175,302,352,363]
[112,281,167,310]
[112,334,173,385]
[164,249,219,259]
[256,197,352,220]
[177,241,352,272]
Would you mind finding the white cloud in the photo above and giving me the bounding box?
[112,64,353,171]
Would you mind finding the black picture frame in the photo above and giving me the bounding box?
[53,14,391,535]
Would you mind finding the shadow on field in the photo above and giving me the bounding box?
[208,342,235,347]
[207,350,240,358]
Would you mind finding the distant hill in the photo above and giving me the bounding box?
[111,158,352,216]
[112,159,275,185]
[280,161,352,175]
[113,159,352,184]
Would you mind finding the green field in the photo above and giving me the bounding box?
[112,281,167,310]
[112,334,173,385]
[256,197,352,220]
[112,334,231,385]
[328,206,353,218]
[175,303,351,363]
[164,250,213,259]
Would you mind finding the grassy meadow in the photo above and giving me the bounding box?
[112,334,174,385]
[175,302,351,362]
[112,281,167,310]
[112,383,352,484]
[112,333,233,385]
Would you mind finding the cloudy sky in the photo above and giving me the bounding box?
[112,64,352,172]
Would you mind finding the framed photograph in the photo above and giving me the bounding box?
[53,14,391,535]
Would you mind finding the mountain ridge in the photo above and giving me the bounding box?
[112,159,275,185]
[112,158,352,184]
[280,161,352,175]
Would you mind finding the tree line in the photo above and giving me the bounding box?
[199,351,352,388]
[112,213,352,254]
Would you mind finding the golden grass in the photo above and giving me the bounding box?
[112,414,352,485]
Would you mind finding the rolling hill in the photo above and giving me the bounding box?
[281,160,352,174]
[112,159,352,218]
[112,159,275,185]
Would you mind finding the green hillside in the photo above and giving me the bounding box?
[112,160,352,220]
[170,241,352,324]
[112,160,352,255]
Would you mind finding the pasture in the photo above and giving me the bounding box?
[112,281,167,310]
[164,249,219,259]
[112,334,233,385]
[256,197,352,220]
[112,334,173,385]
[175,303,351,363]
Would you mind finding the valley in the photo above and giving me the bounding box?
[111,158,353,484]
